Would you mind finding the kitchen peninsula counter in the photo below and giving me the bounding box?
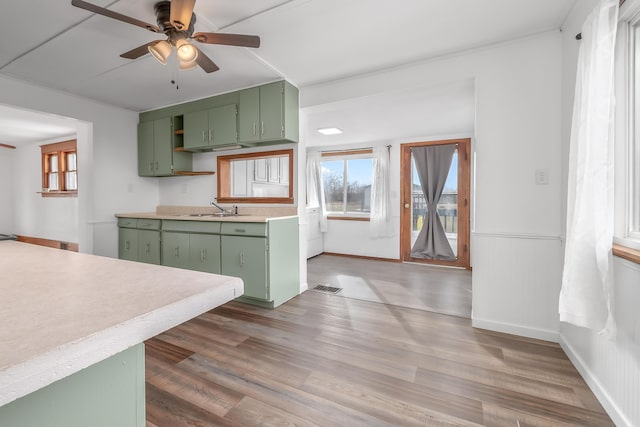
[115,205,298,223]
[0,240,243,425]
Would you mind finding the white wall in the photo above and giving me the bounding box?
[0,149,14,233]
[0,75,159,257]
[558,2,640,426]
[301,31,564,340]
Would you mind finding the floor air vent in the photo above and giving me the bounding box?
[311,285,342,294]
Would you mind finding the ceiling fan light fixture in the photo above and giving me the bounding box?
[176,39,198,62]
[179,58,198,70]
[148,40,172,64]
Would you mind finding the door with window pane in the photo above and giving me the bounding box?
[400,139,470,269]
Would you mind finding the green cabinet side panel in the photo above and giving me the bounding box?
[267,217,300,306]
[210,104,238,146]
[153,117,173,175]
[137,121,154,177]
[118,228,138,261]
[183,109,209,149]
[0,344,145,427]
[260,81,284,141]
[283,80,300,143]
[137,229,161,265]
[238,87,260,143]
[189,233,221,274]
[221,235,268,300]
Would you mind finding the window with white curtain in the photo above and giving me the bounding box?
[613,2,640,256]
[631,19,640,241]
[320,150,374,217]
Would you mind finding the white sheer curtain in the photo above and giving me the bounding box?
[559,0,619,334]
[306,151,328,232]
[369,146,393,238]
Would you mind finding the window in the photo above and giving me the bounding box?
[612,4,640,263]
[41,140,77,197]
[321,149,373,218]
[217,149,294,204]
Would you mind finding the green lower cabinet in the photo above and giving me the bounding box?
[137,230,160,265]
[118,227,138,261]
[118,219,161,265]
[161,232,191,269]
[221,235,268,300]
[189,233,221,274]
[0,344,145,427]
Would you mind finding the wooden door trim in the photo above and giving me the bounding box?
[400,138,471,269]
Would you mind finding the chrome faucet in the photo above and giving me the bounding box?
[210,200,228,213]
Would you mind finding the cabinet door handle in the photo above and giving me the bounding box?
[202,130,206,143]
[234,229,246,233]
[149,161,154,172]
[201,248,206,262]
[145,243,151,254]
[174,247,179,257]
[209,129,212,143]
[261,121,264,135]
[125,241,130,251]
[154,161,158,171]
[252,122,256,136]
[240,252,244,266]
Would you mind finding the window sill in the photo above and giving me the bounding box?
[39,191,77,198]
[327,216,370,222]
[613,243,640,265]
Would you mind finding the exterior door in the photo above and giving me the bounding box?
[400,139,471,269]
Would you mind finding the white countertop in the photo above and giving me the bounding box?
[0,241,243,407]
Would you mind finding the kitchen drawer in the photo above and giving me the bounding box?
[136,219,161,230]
[117,218,138,228]
[221,222,267,237]
[162,220,221,234]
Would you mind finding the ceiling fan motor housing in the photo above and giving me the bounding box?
[154,1,195,38]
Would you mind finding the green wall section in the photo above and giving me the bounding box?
[0,344,145,427]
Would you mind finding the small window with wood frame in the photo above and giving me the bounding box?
[321,149,374,221]
[41,139,77,197]
[217,149,294,204]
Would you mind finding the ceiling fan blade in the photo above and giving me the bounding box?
[192,32,260,48]
[0,143,16,150]
[71,0,160,33]
[120,41,159,59]
[170,0,196,31]
[194,47,220,73]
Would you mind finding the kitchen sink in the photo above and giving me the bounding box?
[184,212,239,217]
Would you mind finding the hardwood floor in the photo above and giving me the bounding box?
[145,291,613,426]
[307,254,472,318]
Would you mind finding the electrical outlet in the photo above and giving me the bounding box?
[535,168,549,185]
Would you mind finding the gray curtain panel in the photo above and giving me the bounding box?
[410,145,456,260]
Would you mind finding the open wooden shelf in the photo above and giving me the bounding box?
[174,129,184,135]
[174,171,215,176]
[174,147,192,152]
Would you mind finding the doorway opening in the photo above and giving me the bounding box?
[400,139,471,269]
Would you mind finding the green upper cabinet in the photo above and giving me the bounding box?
[238,81,299,145]
[184,104,238,150]
[138,117,192,177]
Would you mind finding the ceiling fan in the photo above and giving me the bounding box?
[71,0,261,73]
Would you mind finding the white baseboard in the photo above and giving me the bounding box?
[299,282,309,294]
[472,317,559,342]
[559,335,631,427]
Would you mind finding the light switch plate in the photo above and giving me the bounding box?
[535,168,549,185]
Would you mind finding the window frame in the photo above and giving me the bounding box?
[217,148,294,204]
[613,2,640,263]
[41,139,77,198]
[321,149,374,220]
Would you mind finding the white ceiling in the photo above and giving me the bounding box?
[0,0,576,146]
